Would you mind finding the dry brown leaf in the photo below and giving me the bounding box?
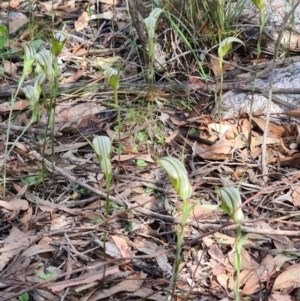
[229,248,259,270]
[9,0,19,7]
[272,265,300,292]
[193,140,235,160]
[8,12,28,34]
[55,103,106,123]
[25,192,82,215]
[187,204,216,219]
[136,154,155,163]
[240,267,261,294]
[132,287,165,301]
[0,100,29,112]
[20,206,32,232]
[3,60,17,75]
[253,136,280,145]
[252,116,285,138]
[111,235,131,261]
[274,254,294,270]
[0,226,36,271]
[49,266,119,292]
[156,246,172,273]
[44,142,88,155]
[63,67,85,83]
[165,131,178,144]
[209,56,221,76]
[240,254,275,294]
[21,244,55,258]
[273,235,294,251]
[135,239,157,256]
[213,232,255,247]
[39,1,60,12]
[281,109,300,118]
[0,198,28,211]
[269,293,293,301]
[88,272,146,301]
[169,115,187,126]
[216,273,229,289]
[208,122,232,136]
[188,75,206,88]
[75,11,89,31]
[55,0,75,11]
[292,186,300,207]
[208,244,225,262]
[111,154,136,162]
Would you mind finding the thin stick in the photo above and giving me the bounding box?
[261,0,300,182]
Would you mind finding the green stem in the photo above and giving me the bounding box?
[234,225,242,301]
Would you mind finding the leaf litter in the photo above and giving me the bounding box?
[1,0,300,301]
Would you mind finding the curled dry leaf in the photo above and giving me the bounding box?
[272,264,300,293]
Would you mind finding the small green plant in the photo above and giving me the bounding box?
[136,159,148,167]
[0,26,8,47]
[157,156,193,299]
[217,37,244,118]
[91,217,104,224]
[18,292,29,301]
[38,272,57,280]
[21,173,43,187]
[143,8,163,87]
[162,0,246,78]
[76,187,91,196]
[92,135,113,276]
[103,67,121,177]
[217,186,244,301]
[125,223,133,232]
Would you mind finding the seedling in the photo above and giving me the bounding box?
[144,8,163,86]
[92,135,112,276]
[18,293,29,301]
[103,67,121,177]
[136,159,147,167]
[217,186,244,301]
[91,217,104,224]
[157,156,193,298]
[0,26,8,50]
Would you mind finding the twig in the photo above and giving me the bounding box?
[261,0,300,182]
[28,150,125,206]
[0,123,63,137]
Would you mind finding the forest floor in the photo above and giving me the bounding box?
[1,1,300,301]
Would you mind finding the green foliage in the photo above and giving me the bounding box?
[217,186,244,301]
[76,187,91,196]
[157,155,194,299]
[104,67,120,90]
[217,186,244,222]
[93,136,112,175]
[218,37,244,71]
[251,0,266,11]
[91,217,104,224]
[136,159,147,167]
[0,26,8,50]
[51,31,69,57]
[144,8,164,85]
[18,293,29,301]
[125,223,133,232]
[38,272,56,280]
[23,44,36,76]
[157,156,192,201]
[162,0,246,49]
